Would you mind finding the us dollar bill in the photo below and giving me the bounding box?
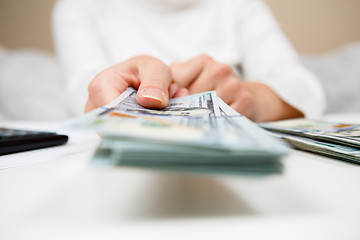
[71,88,287,154]
[67,88,288,175]
[68,88,221,149]
[93,138,284,175]
[271,132,360,164]
[261,119,360,149]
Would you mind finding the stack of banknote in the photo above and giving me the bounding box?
[69,88,289,175]
[261,119,360,164]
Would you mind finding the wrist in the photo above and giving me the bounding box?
[245,82,303,122]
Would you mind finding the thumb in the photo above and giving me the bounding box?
[133,56,172,109]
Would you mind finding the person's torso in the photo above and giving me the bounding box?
[88,0,245,68]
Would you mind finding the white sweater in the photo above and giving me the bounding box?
[52,0,326,117]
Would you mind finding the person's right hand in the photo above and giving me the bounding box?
[85,55,186,113]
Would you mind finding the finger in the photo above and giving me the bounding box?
[84,98,96,113]
[214,76,243,104]
[130,56,172,109]
[229,90,255,120]
[168,83,179,98]
[87,68,140,110]
[188,62,234,95]
[186,60,226,94]
[171,54,213,88]
[173,87,189,98]
[230,101,251,119]
[168,85,189,98]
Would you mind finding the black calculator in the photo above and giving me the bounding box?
[0,128,68,156]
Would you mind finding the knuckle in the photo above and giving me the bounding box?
[207,63,232,80]
[144,78,166,88]
[170,62,182,75]
[130,55,167,69]
[141,55,165,66]
[88,69,114,93]
[213,63,232,76]
[239,90,254,109]
[143,60,169,75]
[88,76,101,93]
[196,54,213,63]
[170,61,180,68]
[170,62,183,80]
[133,54,155,61]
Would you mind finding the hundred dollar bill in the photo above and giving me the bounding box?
[271,132,360,164]
[107,87,220,118]
[92,138,284,175]
[68,88,223,149]
[217,98,288,153]
[92,95,286,174]
[69,88,288,154]
[104,87,221,137]
[261,119,360,149]
[65,88,289,175]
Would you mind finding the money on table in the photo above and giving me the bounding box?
[68,88,289,175]
[261,119,360,164]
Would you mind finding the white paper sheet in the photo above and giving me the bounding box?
[0,121,100,170]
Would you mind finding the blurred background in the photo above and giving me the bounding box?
[0,0,359,120]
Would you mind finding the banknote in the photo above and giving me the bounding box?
[107,87,220,118]
[92,138,283,175]
[217,98,287,153]
[261,119,360,149]
[70,88,288,153]
[105,87,222,138]
[270,132,360,164]
[67,88,289,175]
[68,88,223,149]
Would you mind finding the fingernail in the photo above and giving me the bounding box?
[139,88,165,103]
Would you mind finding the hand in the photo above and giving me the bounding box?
[171,54,257,119]
[171,54,303,122]
[85,55,186,113]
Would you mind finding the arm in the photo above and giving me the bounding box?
[171,0,325,122]
[53,0,181,114]
[237,0,326,119]
[52,0,110,116]
[171,54,302,122]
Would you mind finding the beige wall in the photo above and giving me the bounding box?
[0,0,55,52]
[266,0,360,53]
[0,0,359,54]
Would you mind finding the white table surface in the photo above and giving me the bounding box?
[0,114,359,240]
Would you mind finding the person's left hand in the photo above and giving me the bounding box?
[170,54,303,122]
[171,54,258,120]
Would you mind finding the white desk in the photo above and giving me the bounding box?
[1,114,360,240]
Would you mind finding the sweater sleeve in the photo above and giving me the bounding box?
[236,0,326,118]
[52,0,109,116]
